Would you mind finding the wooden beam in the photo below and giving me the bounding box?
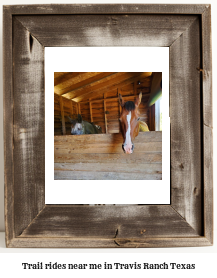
[54,72,65,79]
[60,72,116,97]
[76,103,78,115]
[75,72,152,102]
[59,96,66,135]
[55,72,104,95]
[54,72,85,86]
[118,88,122,133]
[78,103,81,114]
[85,99,104,104]
[149,104,155,131]
[104,96,108,134]
[118,88,122,114]
[64,72,125,99]
[70,100,73,116]
[98,85,149,99]
[89,102,93,122]
[54,92,77,105]
[54,134,162,154]
[79,93,150,105]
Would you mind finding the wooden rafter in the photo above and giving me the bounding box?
[89,102,93,122]
[74,72,152,102]
[60,72,116,97]
[54,72,86,87]
[59,96,66,135]
[55,72,102,94]
[70,100,73,116]
[54,72,65,79]
[63,72,127,100]
[104,94,108,134]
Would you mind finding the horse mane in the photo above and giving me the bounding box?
[124,101,135,111]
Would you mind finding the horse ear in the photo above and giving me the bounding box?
[119,94,125,107]
[77,114,82,123]
[135,92,142,106]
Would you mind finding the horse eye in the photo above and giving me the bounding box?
[137,117,140,121]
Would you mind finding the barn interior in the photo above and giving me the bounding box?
[54,72,162,180]
[54,72,162,135]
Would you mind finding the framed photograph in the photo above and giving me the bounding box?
[46,47,170,205]
[4,4,213,247]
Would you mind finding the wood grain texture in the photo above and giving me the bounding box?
[4,4,208,15]
[54,94,77,135]
[3,4,212,247]
[62,72,120,99]
[12,18,45,237]
[149,104,155,131]
[54,72,88,88]
[54,162,162,172]
[7,236,212,248]
[20,205,198,238]
[201,6,213,244]
[54,132,162,180]
[59,91,149,133]
[202,6,212,129]
[54,152,162,164]
[203,125,213,243]
[74,73,152,102]
[59,96,66,135]
[54,139,161,154]
[104,100,108,133]
[3,7,14,246]
[55,171,162,180]
[16,15,198,47]
[55,132,162,144]
[170,17,202,235]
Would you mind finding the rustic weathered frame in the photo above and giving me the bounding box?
[4,4,212,248]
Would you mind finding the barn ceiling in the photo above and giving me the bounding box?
[54,72,153,102]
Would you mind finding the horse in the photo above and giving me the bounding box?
[68,114,102,135]
[118,92,149,154]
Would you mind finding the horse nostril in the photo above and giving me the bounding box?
[122,144,126,153]
[122,143,134,154]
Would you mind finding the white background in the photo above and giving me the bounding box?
[0,0,216,277]
[46,47,170,204]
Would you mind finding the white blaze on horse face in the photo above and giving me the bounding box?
[124,111,133,154]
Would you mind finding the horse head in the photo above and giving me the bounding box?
[118,93,142,154]
[68,114,85,135]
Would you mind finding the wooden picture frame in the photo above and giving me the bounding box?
[4,4,213,248]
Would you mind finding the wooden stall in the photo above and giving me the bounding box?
[54,72,162,180]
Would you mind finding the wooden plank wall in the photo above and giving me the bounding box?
[54,81,152,135]
[80,102,91,122]
[92,101,106,133]
[54,94,77,135]
[149,104,156,131]
[54,94,62,135]
[77,83,151,134]
[54,132,162,180]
